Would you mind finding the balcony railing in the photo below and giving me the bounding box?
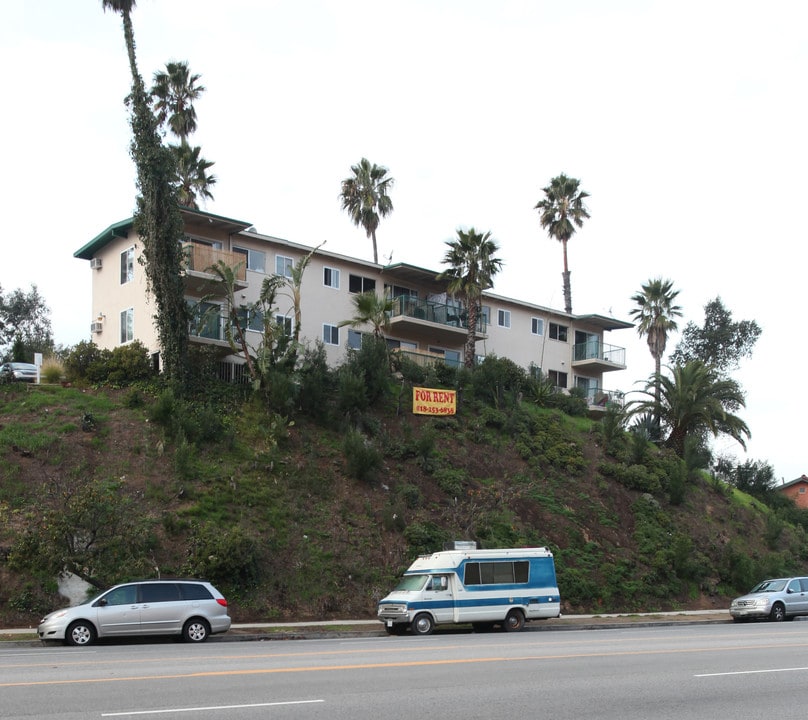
[390,296,486,333]
[582,387,625,409]
[573,340,626,367]
[182,243,247,282]
[391,348,463,369]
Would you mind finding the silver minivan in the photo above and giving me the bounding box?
[38,579,231,645]
[730,577,808,622]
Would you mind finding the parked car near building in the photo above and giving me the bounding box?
[730,577,808,622]
[0,362,38,383]
[37,579,231,646]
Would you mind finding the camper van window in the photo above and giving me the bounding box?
[427,576,448,591]
[394,575,429,592]
[464,561,529,586]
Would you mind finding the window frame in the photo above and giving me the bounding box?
[497,309,511,329]
[323,266,340,289]
[549,322,568,342]
[275,254,294,278]
[323,323,340,346]
[120,247,134,285]
[120,307,134,344]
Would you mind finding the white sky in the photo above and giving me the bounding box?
[2,0,805,481]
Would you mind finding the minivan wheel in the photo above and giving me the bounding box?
[65,621,96,647]
[503,609,525,632]
[770,603,786,622]
[183,618,210,642]
[411,613,434,636]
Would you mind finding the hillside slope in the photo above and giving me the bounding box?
[0,382,799,627]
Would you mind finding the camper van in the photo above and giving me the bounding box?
[377,546,561,635]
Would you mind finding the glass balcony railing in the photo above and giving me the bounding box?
[390,296,486,333]
[582,387,625,408]
[573,340,625,366]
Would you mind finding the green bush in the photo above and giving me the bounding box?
[343,430,382,484]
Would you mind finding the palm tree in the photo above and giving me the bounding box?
[339,291,393,339]
[339,158,394,264]
[535,174,590,314]
[628,360,750,457]
[172,141,216,208]
[630,278,683,435]
[438,228,503,368]
[102,0,189,383]
[150,61,205,140]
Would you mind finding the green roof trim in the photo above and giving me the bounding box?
[74,208,253,260]
[74,217,135,260]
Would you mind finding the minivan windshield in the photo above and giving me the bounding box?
[394,575,428,592]
[749,579,787,593]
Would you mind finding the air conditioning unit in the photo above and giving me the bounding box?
[90,258,103,269]
[91,322,103,334]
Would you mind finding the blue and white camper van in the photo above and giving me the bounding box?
[377,546,561,635]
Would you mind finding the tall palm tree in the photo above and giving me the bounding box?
[150,61,205,140]
[102,0,189,383]
[339,158,394,264]
[630,278,683,433]
[339,291,393,339]
[535,173,590,314]
[438,228,503,368]
[172,141,216,208]
[629,360,750,457]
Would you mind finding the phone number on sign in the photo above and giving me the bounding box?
[415,405,455,415]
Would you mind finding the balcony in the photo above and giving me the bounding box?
[391,348,463,369]
[571,340,626,372]
[582,387,625,414]
[182,243,247,296]
[389,296,486,346]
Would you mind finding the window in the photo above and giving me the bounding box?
[178,583,213,601]
[463,561,529,586]
[275,314,293,337]
[140,583,180,603]
[479,305,490,326]
[497,309,511,328]
[548,370,568,388]
[102,585,137,606]
[385,284,417,299]
[235,306,263,332]
[549,322,568,341]
[120,247,134,284]
[276,255,294,278]
[349,274,376,294]
[324,267,340,289]
[531,317,544,336]
[233,246,266,273]
[120,308,133,344]
[323,324,340,345]
[348,329,363,349]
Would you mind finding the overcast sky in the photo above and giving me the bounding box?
[2,0,805,481]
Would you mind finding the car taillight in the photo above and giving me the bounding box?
[216,598,228,607]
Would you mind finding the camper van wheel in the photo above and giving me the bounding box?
[503,609,525,632]
[411,613,435,636]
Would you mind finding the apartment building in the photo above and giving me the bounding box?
[74,207,632,410]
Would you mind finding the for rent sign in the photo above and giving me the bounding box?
[413,387,457,416]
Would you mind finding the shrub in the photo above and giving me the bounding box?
[41,357,64,384]
[343,430,382,484]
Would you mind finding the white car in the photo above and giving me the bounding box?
[38,579,231,645]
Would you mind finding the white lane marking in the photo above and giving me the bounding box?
[101,699,324,716]
[697,667,808,677]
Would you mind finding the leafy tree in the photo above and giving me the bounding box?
[535,173,590,314]
[278,243,324,354]
[714,457,776,498]
[629,360,750,457]
[629,278,683,436]
[102,0,188,384]
[438,228,503,368]
[9,478,155,589]
[340,157,394,264]
[671,297,761,376]
[339,291,393,339]
[0,283,53,361]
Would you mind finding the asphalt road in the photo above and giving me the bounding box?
[2,621,807,720]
